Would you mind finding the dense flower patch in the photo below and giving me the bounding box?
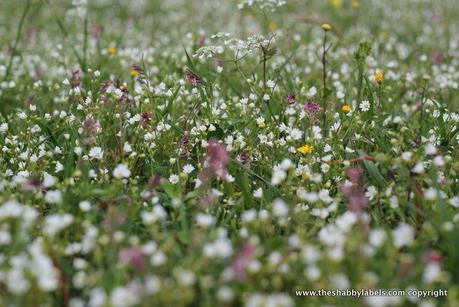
[0,0,458,306]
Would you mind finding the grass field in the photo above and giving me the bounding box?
[0,0,459,306]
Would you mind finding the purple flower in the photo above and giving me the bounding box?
[83,115,101,133]
[198,191,219,208]
[341,166,368,212]
[72,68,81,88]
[91,25,101,39]
[303,101,322,117]
[101,80,115,93]
[200,139,229,183]
[148,174,164,191]
[231,243,257,280]
[198,34,206,46]
[346,166,363,183]
[425,250,442,264]
[432,51,444,64]
[185,69,202,86]
[82,115,101,144]
[348,194,369,211]
[140,111,151,127]
[178,136,191,158]
[287,94,296,105]
[22,177,45,192]
[119,247,146,272]
[179,136,189,148]
[103,207,127,231]
[236,152,251,163]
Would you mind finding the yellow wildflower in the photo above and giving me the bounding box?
[342,104,351,113]
[108,47,117,55]
[130,68,140,77]
[256,117,266,129]
[297,145,313,154]
[375,72,384,83]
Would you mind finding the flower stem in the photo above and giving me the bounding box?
[419,79,429,136]
[322,31,328,133]
[4,0,32,81]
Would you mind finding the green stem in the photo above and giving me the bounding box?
[265,99,277,124]
[4,0,32,81]
[83,13,89,72]
[322,31,328,133]
[261,46,278,125]
[262,48,267,90]
[419,81,428,136]
[357,66,363,104]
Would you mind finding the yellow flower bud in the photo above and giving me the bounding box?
[322,23,332,31]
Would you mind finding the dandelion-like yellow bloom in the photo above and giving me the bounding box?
[130,68,139,77]
[258,122,266,129]
[342,104,351,113]
[375,72,384,83]
[297,145,313,154]
[108,47,117,55]
[322,23,332,32]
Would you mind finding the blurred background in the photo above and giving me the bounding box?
[1,0,459,109]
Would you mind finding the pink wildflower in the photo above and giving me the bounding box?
[119,247,146,272]
[231,243,257,280]
[304,100,322,117]
[287,94,296,105]
[200,139,229,183]
[185,69,202,86]
[341,166,369,212]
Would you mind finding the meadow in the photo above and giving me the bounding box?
[0,0,459,306]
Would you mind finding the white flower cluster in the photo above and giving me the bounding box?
[271,159,293,186]
[5,238,59,294]
[238,0,287,12]
[194,34,273,60]
[69,0,87,18]
[194,45,225,59]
